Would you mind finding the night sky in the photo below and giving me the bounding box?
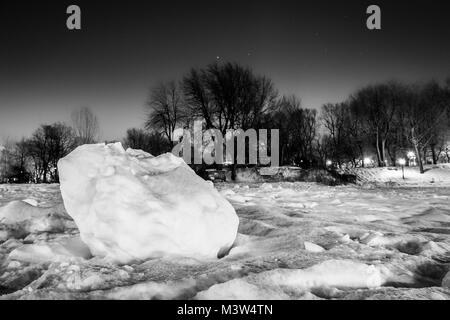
[1,0,450,140]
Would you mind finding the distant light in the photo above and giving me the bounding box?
[407,151,415,159]
[364,157,372,165]
[398,158,406,166]
[326,160,332,166]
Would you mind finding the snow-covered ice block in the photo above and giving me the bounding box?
[304,241,325,253]
[9,237,92,263]
[22,199,38,207]
[58,143,239,263]
[195,260,387,300]
[0,201,69,235]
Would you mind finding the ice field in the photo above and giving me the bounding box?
[1,170,450,299]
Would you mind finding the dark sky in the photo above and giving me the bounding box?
[1,0,450,140]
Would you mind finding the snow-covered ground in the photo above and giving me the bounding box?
[345,164,450,188]
[1,166,450,300]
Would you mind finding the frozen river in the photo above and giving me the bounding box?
[1,182,450,299]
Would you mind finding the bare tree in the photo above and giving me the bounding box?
[350,82,403,166]
[0,138,14,182]
[123,128,170,155]
[182,62,278,178]
[402,81,449,173]
[27,123,76,182]
[271,96,318,167]
[71,107,100,145]
[183,62,278,134]
[145,81,185,147]
[9,138,32,183]
[321,103,354,167]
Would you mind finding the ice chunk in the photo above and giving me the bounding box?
[0,201,69,235]
[304,241,325,253]
[22,199,38,207]
[9,237,92,263]
[104,278,198,300]
[196,279,293,300]
[58,143,239,263]
[196,260,387,300]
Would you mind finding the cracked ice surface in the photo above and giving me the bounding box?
[1,178,450,299]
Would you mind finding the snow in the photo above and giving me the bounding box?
[104,278,198,300]
[22,199,38,207]
[443,272,450,288]
[195,260,387,300]
[1,164,450,299]
[235,168,263,183]
[0,200,73,241]
[8,237,91,264]
[346,164,450,187]
[57,143,239,263]
[304,241,325,253]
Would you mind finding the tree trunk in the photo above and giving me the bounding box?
[381,139,387,167]
[422,147,427,166]
[360,150,364,166]
[414,143,425,174]
[430,145,437,165]
[376,142,382,167]
[231,163,237,181]
[387,147,396,167]
[42,168,48,183]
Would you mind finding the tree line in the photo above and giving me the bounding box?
[125,62,321,174]
[320,80,450,173]
[2,61,450,183]
[0,107,99,183]
[128,62,450,174]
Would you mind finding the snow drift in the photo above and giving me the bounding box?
[195,260,388,300]
[8,236,92,263]
[57,143,239,263]
[0,201,70,241]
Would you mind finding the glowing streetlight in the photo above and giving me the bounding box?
[398,158,406,180]
[363,157,372,167]
[326,160,332,167]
